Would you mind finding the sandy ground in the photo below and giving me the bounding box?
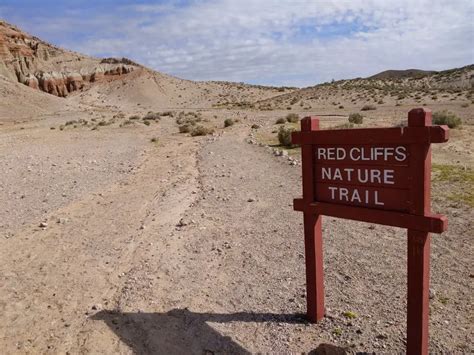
[0,100,472,354]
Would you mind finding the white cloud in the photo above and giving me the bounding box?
[5,0,474,86]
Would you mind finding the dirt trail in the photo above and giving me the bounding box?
[1,117,472,354]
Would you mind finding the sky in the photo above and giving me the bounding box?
[1,0,473,87]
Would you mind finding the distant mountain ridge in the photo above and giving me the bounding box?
[368,69,438,80]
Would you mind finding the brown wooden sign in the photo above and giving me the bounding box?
[292,108,449,355]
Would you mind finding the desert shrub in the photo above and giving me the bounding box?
[143,120,151,126]
[433,111,462,128]
[191,125,214,136]
[251,124,261,129]
[160,111,174,117]
[143,112,161,121]
[224,118,234,127]
[150,137,158,143]
[286,113,299,123]
[361,105,376,111]
[179,124,191,133]
[129,115,141,120]
[377,100,384,104]
[461,103,469,108]
[278,125,297,147]
[275,117,286,124]
[338,105,344,109]
[348,113,363,124]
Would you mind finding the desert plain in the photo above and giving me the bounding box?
[0,20,473,354]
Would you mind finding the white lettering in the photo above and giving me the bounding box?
[384,169,395,184]
[344,168,354,181]
[322,167,331,180]
[374,191,384,205]
[350,147,360,161]
[327,148,336,160]
[395,146,407,161]
[351,189,362,203]
[370,169,382,183]
[340,188,349,201]
[336,148,346,160]
[328,186,337,199]
[358,169,369,183]
[317,148,327,160]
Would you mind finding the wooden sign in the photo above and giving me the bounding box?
[292,108,449,355]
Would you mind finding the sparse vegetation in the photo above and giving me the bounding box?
[432,110,462,128]
[277,125,297,147]
[286,113,299,123]
[275,117,286,124]
[224,118,234,127]
[348,113,363,124]
[343,311,358,319]
[361,104,376,111]
[432,164,474,207]
[143,112,161,121]
[190,125,214,136]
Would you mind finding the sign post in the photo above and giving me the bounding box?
[292,108,449,354]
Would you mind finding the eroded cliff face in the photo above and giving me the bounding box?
[0,21,136,97]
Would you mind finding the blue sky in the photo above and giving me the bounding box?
[1,0,473,87]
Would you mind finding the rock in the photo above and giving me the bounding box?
[65,72,84,91]
[39,222,48,228]
[177,218,188,227]
[90,67,104,82]
[429,288,436,299]
[24,74,38,89]
[247,198,255,202]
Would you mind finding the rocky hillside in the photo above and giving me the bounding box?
[0,21,136,97]
[255,65,474,111]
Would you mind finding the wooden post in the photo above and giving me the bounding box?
[407,108,432,355]
[300,117,325,322]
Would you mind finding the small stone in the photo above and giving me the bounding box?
[247,198,255,202]
[429,288,436,299]
[39,222,48,228]
[177,218,188,227]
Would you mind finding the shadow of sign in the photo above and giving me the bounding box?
[92,309,340,354]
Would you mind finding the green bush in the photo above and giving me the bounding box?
[348,113,363,124]
[433,111,462,128]
[361,104,376,111]
[224,118,234,127]
[275,117,286,124]
[278,125,297,147]
[286,113,299,123]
